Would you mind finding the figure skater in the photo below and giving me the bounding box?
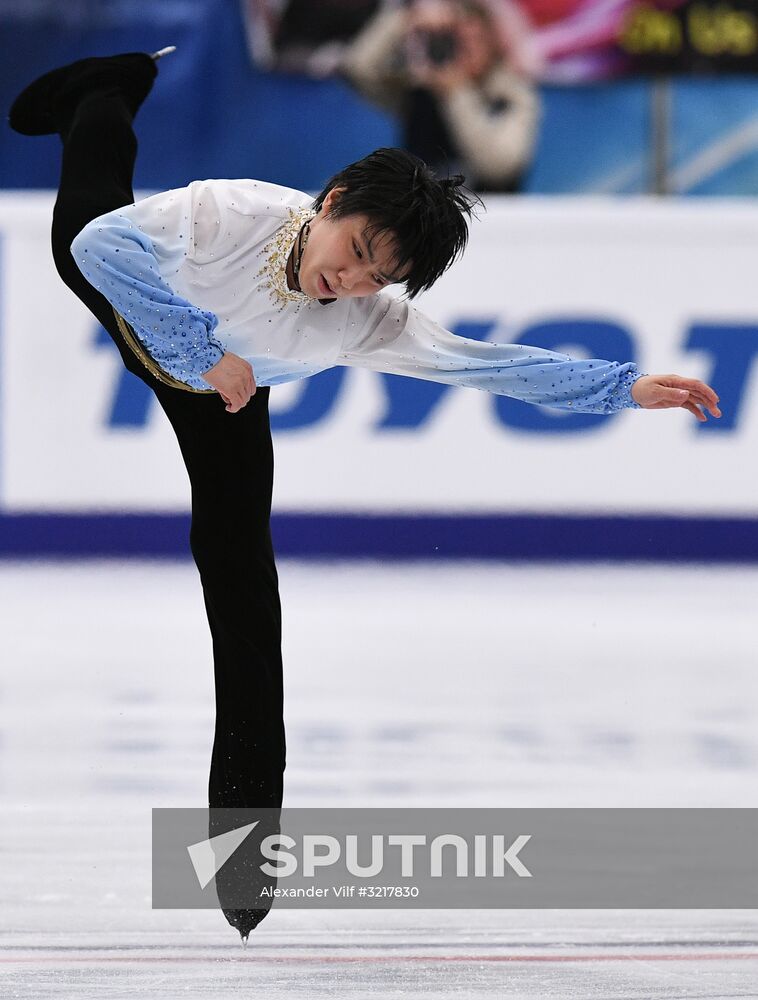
[8,47,720,941]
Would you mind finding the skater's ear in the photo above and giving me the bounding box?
[321,186,347,216]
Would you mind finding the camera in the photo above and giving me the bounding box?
[421,29,459,66]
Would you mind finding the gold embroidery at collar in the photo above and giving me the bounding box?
[257,205,317,311]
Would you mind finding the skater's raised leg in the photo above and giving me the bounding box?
[9,51,160,375]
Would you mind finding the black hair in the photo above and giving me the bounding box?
[312,147,481,299]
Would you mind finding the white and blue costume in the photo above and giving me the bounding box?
[71,178,642,412]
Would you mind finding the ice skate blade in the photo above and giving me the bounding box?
[151,46,177,61]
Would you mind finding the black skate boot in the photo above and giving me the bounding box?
[209,807,279,945]
[7,46,174,136]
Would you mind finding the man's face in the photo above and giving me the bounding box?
[298,188,408,301]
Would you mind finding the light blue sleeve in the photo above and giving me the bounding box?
[340,297,643,414]
[70,186,224,390]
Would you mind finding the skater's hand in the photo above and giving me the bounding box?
[203,353,256,413]
[631,374,721,422]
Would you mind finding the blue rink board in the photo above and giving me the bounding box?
[0,512,756,561]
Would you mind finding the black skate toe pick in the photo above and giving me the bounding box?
[223,906,270,942]
[9,52,159,136]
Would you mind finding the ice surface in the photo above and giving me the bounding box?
[0,560,756,998]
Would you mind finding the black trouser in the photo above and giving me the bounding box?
[51,89,285,811]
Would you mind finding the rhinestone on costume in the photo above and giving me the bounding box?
[256,206,317,311]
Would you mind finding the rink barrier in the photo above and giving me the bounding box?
[1,513,756,561]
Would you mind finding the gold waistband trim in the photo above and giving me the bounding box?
[112,308,216,394]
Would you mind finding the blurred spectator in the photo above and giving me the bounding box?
[342,0,541,191]
[243,0,381,76]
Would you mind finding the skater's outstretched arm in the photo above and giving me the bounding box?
[339,294,721,419]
